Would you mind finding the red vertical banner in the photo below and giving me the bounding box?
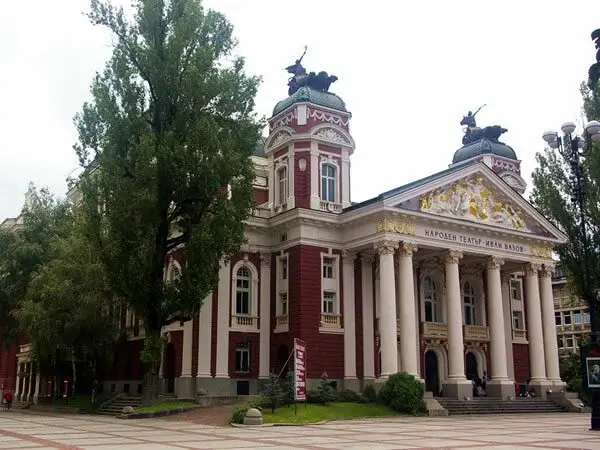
[294,338,307,402]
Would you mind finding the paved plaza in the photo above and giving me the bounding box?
[1,411,600,449]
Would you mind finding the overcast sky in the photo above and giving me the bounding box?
[1,0,599,219]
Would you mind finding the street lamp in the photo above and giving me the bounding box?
[542,120,600,430]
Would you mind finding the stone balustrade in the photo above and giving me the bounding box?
[463,324,490,341]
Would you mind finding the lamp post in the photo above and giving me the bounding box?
[543,120,600,429]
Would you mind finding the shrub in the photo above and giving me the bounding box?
[336,388,361,403]
[306,390,321,404]
[230,396,266,424]
[378,372,426,415]
[362,384,377,403]
[316,372,337,405]
[262,373,283,413]
[282,371,295,406]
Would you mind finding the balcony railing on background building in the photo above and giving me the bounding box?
[232,315,258,329]
[421,322,448,339]
[321,313,341,328]
[463,324,490,341]
[512,329,527,341]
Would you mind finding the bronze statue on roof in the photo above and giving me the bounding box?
[285,46,338,95]
[460,105,507,146]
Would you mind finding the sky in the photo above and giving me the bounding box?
[1,0,599,219]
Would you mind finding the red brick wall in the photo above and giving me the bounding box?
[513,343,530,384]
[317,144,342,155]
[294,151,311,208]
[0,333,17,390]
[288,244,344,379]
[170,330,183,378]
[229,332,260,378]
[254,188,268,205]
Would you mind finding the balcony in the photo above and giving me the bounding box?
[275,315,288,333]
[319,201,342,213]
[512,329,527,341]
[463,324,490,341]
[320,313,341,330]
[232,314,259,330]
[421,322,448,339]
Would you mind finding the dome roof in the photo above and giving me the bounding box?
[452,138,517,164]
[272,86,347,116]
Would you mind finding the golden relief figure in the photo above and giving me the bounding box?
[419,176,529,232]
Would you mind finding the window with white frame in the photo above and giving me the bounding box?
[574,310,582,325]
[423,276,442,323]
[585,312,591,324]
[555,311,562,326]
[512,311,524,330]
[235,342,250,373]
[510,279,522,301]
[321,164,337,203]
[323,292,336,314]
[566,336,574,348]
[277,166,288,205]
[563,311,572,325]
[323,257,335,279]
[235,266,252,315]
[280,292,288,316]
[462,281,476,325]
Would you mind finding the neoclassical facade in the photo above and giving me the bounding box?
[2,76,568,402]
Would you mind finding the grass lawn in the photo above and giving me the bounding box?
[136,401,196,413]
[261,402,396,424]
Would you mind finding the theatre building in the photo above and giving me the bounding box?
[2,67,567,402]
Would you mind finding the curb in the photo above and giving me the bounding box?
[118,405,201,419]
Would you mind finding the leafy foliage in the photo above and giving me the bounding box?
[74,0,262,401]
[530,82,600,310]
[315,372,336,405]
[378,372,426,415]
[361,384,377,403]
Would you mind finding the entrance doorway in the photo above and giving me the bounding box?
[424,350,440,396]
[164,343,176,394]
[465,351,478,381]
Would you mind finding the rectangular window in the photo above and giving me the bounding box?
[555,312,562,326]
[280,293,288,316]
[281,258,288,280]
[584,312,591,324]
[323,292,336,314]
[464,304,474,326]
[236,281,250,315]
[563,312,571,325]
[323,257,334,279]
[512,311,523,330]
[574,311,582,325]
[510,280,522,301]
[278,167,288,205]
[566,337,574,348]
[235,342,250,373]
[557,335,563,349]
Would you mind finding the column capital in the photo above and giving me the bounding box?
[361,253,375,265]
[342,251,357,265]
[524,263,542,277]
[501,272,512,284]
[539,263,555,278]
[486,256,505,271]
[260,252,271,268]
[398,241,418,257]
[442,250,463,265]
[374,239,398,255]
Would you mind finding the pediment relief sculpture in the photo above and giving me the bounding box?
[419,176,530,232]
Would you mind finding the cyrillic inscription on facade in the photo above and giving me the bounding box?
[375,219,416,235]
[423,229,526,254]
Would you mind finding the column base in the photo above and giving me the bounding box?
[174,376,196,399]
[550,380,567,391]
[343,378,360,392]
[487,379,515,399]
[442,379,472,399]
[528,380,554,399]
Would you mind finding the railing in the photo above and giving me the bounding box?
[321,313,341,328]
[512,329,527,340]
[319,201,342,213]
[232,315,258,328]
[463,324,490,341]
[421,322,448,339]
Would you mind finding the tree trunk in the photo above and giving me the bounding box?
[141,329,163,406]
[71,349,77,397]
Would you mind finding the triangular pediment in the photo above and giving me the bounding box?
[383,163,566,242]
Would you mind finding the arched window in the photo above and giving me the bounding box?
[423,276,441,323]
[277,166,288,205]
[235,266,252,315]
[463,281,476,325]
[321,164,337,203]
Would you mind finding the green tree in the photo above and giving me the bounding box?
[530,82,600,313]
[262,372,282,413]
[0,185,72,346]
[18,213,120,401]
[316,372,336,405]
[74,0,262,403]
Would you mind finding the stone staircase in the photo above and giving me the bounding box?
[97,396,142,416]
[436,397,568,415]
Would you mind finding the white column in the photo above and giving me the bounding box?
[361,255,375,380]
[33,369,40,404]
[197,293,213,377]
[342,251,357,380]
[375,240,398,378]
[14,360,21,399]
[259,253,271,378]
[397,242,419,377]
[215,260,231,378]
[524,263,547,382]
[341,149,351,207]
[486,257,509,380]
[444,250,465,380]
[540,264,562,383]
[181,320,193,377]
[442,250,472,398]
[501,273,515,381]
[309,143,320,209]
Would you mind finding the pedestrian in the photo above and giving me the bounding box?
[3,389,12,411]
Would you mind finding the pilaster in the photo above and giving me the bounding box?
[501,273,515,381]
[259,253,272,379]
[342,251,358,380]
[215,260,231,378]
[361,254,375,380]
[197,294,213,378]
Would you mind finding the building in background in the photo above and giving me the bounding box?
[553,265,591,353]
